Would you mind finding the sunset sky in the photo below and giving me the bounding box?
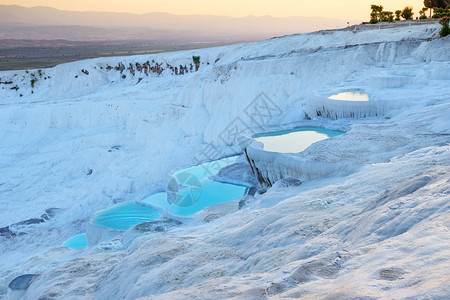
[0,0,425,20]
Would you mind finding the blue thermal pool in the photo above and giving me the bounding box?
[63,233,88,249]
[253,127,343,153]
[142,179,248,217]
[172,156,239,180]
[90,155,248,232]
[328,91,369,101]
[92,202,163,231]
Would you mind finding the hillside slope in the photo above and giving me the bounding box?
[0,23,449,299]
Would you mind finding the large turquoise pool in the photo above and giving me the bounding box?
[89,155,248,233]
[142,179,247,217]
[254,127,343,153]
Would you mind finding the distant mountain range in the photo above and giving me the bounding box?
[0,5,356,41]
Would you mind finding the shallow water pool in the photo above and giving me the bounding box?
[173,156,238,180]
[254,127,343,153]
[90,156,248,232]
[328,91,369,101]
[142,179,248,217]
[92,202,163,231]
[63,233,88,249]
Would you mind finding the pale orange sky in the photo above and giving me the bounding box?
[0,0,425,20]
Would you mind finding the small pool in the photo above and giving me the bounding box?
[63,233,88,249]
[173,156,238,180]
[92,202,163,231]
[328,91,369,101]
[254,127,343,153]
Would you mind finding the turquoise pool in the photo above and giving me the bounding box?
[172,156,238,180]
[90,155,248,232]
[142,179,247,217]
[254,127,343,153]
[92,202,163,231]
[63,233,88,249]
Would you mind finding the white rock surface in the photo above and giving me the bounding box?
[0,23,449,299]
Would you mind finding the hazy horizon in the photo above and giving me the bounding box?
[0,4,355,70]
[0,0,425,20]
[0,2,428,70]
[0,5,354,41]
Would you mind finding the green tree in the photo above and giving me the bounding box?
[388,13,395,22]
[424,0,434,17]
[420,7,429,19]
[401,7,414,20]
[371,4,384,13]
[440,16,450,36]
[380,11,394,22]
[370,12,379,23]
[370,4,384,23]
[192,56,201,71]
[433,7,450,18]
[395,10,402,21]
[431,0,450,9]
